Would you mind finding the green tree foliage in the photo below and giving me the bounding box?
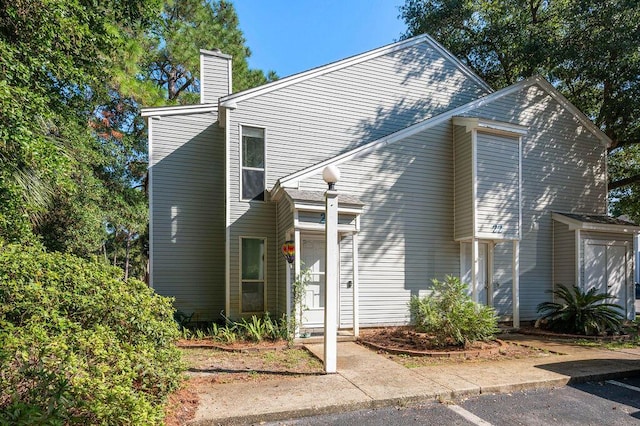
[1,1,273,278]
[400,0,640,218]
[409,275,499,347]
[0,0,161,260]
[536,284,625,335]
[144,0,277,103]
[0,243,183,424]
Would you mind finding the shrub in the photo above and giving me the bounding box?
[536,284,624,335]
[409,275,499,347]
[0,243,184,425]
[206,313,289,343]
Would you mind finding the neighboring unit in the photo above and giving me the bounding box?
[142,35,638,333]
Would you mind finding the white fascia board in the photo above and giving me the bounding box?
[220,34,492,105]
[293,203,363,215]
[200,48,232,59]
[452,116,529,136]
[141,104,218,117]
[552,212,640,233]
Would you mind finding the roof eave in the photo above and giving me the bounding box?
[140,103,218,117]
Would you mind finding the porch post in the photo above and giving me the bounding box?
[323,166,340,374]
[471,238,479,303]
[352,232,359,337]
[294,229,301,338]
[512,240,520,328]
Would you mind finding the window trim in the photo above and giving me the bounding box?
[239,236,267,314]
[239,124,267,202]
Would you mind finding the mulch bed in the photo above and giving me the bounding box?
[357,327,507,358]
[517,326,635,341]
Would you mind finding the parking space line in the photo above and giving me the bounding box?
[606,380,640,393]
[447,404,494,426]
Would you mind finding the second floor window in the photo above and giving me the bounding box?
[241,126,265,201]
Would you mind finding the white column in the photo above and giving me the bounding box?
[512,240,520,328]
[324,188,339,373]
[294,229,301,338]
[472,238,479,303]
[352,233,359,337]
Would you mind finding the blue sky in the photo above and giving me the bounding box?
[232,0,407,78]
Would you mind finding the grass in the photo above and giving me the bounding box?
[181,346,323,383]
[574,336,640,350]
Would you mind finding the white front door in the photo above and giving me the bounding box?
[584,240,628,315]
[301,237,326,328]
[461,242,490,305]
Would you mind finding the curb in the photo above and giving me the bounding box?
[186,368,640,425]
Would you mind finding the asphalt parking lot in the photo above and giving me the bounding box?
[265,376,640,425]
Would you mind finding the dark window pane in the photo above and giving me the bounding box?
[242,127,264,168]
[242,281,264,312]
[242,169,264,201]
[242,238,264,280]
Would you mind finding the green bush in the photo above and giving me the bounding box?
[0,243,184,425]
[409,275,499,347]
[537,284,625,335]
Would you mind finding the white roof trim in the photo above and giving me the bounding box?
[552,212,640,233]
[199,48,232,60]
[219,34,492,105]
[277,76,610,188]
[452,117,528,136]
[141,104,217,117]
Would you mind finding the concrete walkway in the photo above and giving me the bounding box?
[189,335,640,425]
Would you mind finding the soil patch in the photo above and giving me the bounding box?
[358,327,552,366]
[517,326,635,341]
[164,346,323,424]
[177,338,290,352]
[164,383,199,426]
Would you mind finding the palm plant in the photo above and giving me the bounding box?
[537,284,624,335]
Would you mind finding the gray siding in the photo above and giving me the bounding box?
[339,235,355,328]
[300,121,460,327]
[299,83,606,324]
[465,84,607,319]
[276,197,294,317]
[201,50,231,103]
[553,221,576,288]
[476,132,520,238]
[150,112,225,321]
[230,40,490,194]
[492,242,514,318]
[229,205,277,318]
[454,125,473,240]
[226,39,489,321]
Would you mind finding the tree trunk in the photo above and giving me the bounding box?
[124,231,131,282]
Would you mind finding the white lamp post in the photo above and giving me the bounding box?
[322,164,340,373]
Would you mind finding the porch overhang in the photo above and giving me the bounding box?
[552,212,640,234]
[276,188,364,234]
[275,188,365,337]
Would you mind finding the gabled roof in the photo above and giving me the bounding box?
[274,75,611,191]
[552,212,640,233]
[219,34,493,107]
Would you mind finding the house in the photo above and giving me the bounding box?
[141,35,638,333]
